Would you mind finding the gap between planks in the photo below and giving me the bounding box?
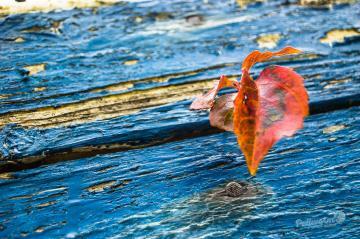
[0,94,359,173]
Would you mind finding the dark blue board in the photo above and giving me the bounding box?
[1,0,358,113]
[0,1,359,238]
[0,107,359,239]
[0,0,359,169]
[0,94,359,173]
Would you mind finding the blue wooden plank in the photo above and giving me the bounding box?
[0,95,359,173]
[0,0,359,114]
[0,2,359,113]
[0,107,358,238]
[0,0,359,170]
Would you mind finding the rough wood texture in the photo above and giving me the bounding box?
[0,0,359,170]
[0,0,121,15]
[0,107,358,238]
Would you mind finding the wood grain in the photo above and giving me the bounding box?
[0,107,358,238]
[0,0,359,170]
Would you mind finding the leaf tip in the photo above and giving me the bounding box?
[283,46,302,54]
[248,165,258,176]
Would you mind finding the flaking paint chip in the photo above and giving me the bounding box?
[320,29,360,45]
[256,34,281,49]
[236,0,265,8]
[33,87,47,92]
[123,59,138,66]
[0,0,122,15]
[86,180,116,193]
[322,124,346,134]
[24,63,46,76]
[0,173,13,179]
[35,226,45,233]
[135,16,143,23]
[37,201,57,208]
[14,37,25,43]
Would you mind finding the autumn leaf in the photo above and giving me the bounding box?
[190,46,309,176]
[234,47,308,176]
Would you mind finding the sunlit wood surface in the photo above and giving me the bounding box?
[0,1,359,237]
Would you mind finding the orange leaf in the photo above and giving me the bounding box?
[190,75,237,110]
[233,71,259,175]
[234,47,308,176]
[242,46,301,72]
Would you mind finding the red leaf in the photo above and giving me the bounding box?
[234,47,308,176]
[189,46,308,176]
[209,93,236,132]
[190,75,237,110]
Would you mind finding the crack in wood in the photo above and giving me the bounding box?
[0,94,358,173]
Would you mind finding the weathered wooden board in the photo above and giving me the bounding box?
[0,0,358,114]
[0,107,359,238]
[0,0,359,171]
[0,94,358,173]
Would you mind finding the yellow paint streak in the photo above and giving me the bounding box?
[91,82,134,93]
[33,87,47,92]
[322,124,346,134]
[0,94,10,99]
[324,77,351,89]
[0,172,13,179]
[135,16,143,23]
[0,0,122,15]
[300,0,357,6]
[35,226,45,233]
[86,180,116,193]
[24,63,46,76]
[236,0,266,8]
[0,79,218,129]
[123,59,138,66]
[10,194,32,200]
[37,200,57,208]
[320,29,360,45]
[256,33,281,49]
[14,37,25,43]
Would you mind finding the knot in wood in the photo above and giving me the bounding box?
[225,181,247,197]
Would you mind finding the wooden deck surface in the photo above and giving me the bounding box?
[0,0,359,172]
[0,0,359,238]
[0,107,359,238]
